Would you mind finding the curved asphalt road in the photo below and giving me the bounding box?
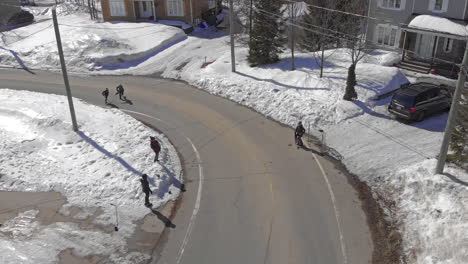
[0,69,372,264]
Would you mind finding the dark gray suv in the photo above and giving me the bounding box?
[388,83,452,121]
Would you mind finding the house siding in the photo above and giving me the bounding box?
[101,0,210,24]
[435,37,464,63]
[367,0,468,48]
[413,0,467,20]
[101,0,137,22]
[366,0,415,48]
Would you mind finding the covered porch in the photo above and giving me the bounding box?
[133,0,156,21]
[399,15,467,79]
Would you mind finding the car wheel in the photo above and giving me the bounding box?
[416,111,425,122]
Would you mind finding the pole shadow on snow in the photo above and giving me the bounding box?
[77,131,143,177]
[443,172,468,187]
[0,47,35,75]
[154,163,186,199]
[150,209,176,228]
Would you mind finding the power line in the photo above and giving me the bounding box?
[257,7,363,42]
[282,0,410,27]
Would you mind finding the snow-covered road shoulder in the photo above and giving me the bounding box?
[0,89,182,263]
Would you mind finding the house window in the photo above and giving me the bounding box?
[167,0,184,16]
[443,38,453,53]
[376,25,399,47]
[143,1,147,12]
[429,0,448,12]
[110,0,126,16]
[380,0,404,9]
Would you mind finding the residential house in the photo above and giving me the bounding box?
[366,0,468,78]
[100,0,217,25]
[0,0,21,28]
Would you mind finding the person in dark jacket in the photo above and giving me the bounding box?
[295,121,305,147]
[115,84,124,100]
[150,136,161,162]
[102,88,109,104]
[140,174,153,207]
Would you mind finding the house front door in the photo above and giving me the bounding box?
[138,1,153,18]
[415,34,435,61]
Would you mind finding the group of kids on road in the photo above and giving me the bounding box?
[102,84,125,104]
[103,84,161,208]
[102,85,307,207]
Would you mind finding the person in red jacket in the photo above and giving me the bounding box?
[150,136,161,162]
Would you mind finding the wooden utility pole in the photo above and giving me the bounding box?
[289,3,295,71]
[229,0,236,72]
[249,0,253,43]
[52,8,78,132]
[435,42,468,174]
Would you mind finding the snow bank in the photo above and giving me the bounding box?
[0,3,186,71]
[408,15,468,37]
[0,89,182,263]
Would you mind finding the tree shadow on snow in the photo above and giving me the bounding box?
[235,72,330,91]
[259,57,335,71]
[77,130,143,177]
[353,100,392,120]
[0,47,35,75]
[154,163,186,199]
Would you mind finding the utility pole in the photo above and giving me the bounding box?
[229,0,236,72]
[249,0,253,43]
[52,7,78,132]
[435,42,468,174]
[289,3,295,71]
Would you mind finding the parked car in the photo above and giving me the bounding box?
[388,83,452,121]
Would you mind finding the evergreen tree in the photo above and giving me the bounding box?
[248,0,285,66]
[448,88,468,169]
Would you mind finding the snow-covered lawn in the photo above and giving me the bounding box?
[0,3,186,71]
[0,89,182,263]
[1,3,467,263]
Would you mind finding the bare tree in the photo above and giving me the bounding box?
[338,0,370,101]
[299,0,338,78]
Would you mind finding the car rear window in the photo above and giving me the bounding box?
[393,93,414,106]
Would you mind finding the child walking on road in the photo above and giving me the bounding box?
[115,84,125,100]
[102,88,109,104]
[295,121,305,148]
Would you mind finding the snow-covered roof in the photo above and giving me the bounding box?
[408,15,468,37]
